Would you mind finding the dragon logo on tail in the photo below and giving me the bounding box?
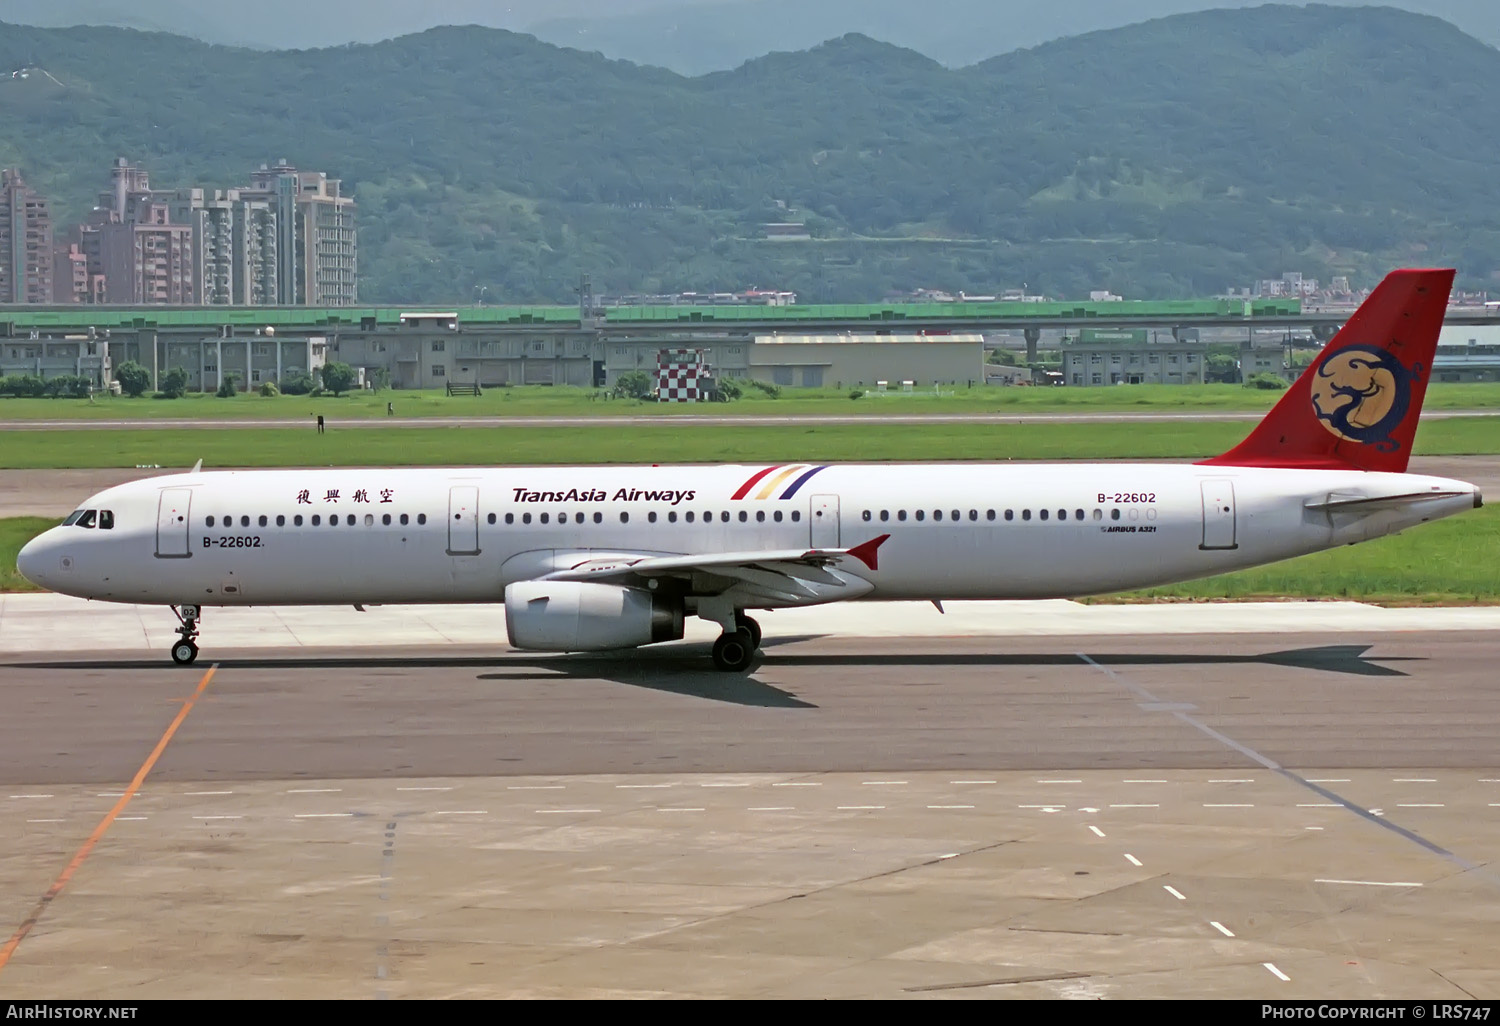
[1309,344,1422,452]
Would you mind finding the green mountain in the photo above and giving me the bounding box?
[531,0,1500,76]
[1,4,1498,303]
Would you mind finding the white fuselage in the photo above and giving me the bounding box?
[17,462,1481,608]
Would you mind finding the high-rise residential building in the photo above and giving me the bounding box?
[168,188,279,305]
[96,199,196,305]
[1,168,55,303]
[51,242,103,304]
[245,161,357,305]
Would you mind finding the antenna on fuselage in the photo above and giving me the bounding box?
[190,459,202,474]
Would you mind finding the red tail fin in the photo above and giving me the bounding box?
[1200,268,1453,473]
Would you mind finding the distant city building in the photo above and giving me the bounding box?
[36,157,357,307]
[96,200,196,305]
[167,188,279,305]
[761,222,810,240]
[50,242,102,305]
[599,288,796,307]
[0,168,54,303]
[1089,290,1123,301]
[1061,328,1207,386]
[1434,325,1500,382]
[244,161,358,305]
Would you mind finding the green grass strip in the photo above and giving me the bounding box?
[1,417,1497,469]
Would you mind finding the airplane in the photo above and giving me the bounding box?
[15,268,1482,672]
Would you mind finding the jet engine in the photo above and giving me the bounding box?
[504,581,684,652]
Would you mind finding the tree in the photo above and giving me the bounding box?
[320,362,356,397]
[613,370,654,399]
[1244,372,1287,390]
[159,367,189,399]
[1205,352,1240,383]
[369,367,391,392]
[216,371,242,398]
[116,361,151,397]
[279,370,315,395]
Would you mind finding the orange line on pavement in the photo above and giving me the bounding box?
[0,664,218,975]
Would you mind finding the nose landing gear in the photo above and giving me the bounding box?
[170,604,201,665]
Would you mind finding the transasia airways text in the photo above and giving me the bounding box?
[511,487,697,505]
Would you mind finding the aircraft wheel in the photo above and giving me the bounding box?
[171,640,199,666]
[711,630,755,673]
[735,614,762,650]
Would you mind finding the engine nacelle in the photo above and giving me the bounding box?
[504,581,684,652]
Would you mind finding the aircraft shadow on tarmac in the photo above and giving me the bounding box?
[8,643,1413,710]
[760,644,1419,679]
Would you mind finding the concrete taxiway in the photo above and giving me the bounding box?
[0,599,1497,998]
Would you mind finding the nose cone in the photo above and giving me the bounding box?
[16,532,51,588]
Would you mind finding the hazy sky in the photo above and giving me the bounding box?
[2,0,1495,60]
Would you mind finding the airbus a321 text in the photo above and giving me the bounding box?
[16,269,1482,671]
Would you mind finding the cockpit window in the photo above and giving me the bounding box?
[99,510,114,530]
[76,509,97,529]
[63,510,86,526]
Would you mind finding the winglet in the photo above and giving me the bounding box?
[190,459,203,474]
[845,533,890,571]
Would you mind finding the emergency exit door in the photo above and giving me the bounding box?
[155,488,193,558]
[447,486,480,555]
[1199,479,1238,550]
[809,494,840,548]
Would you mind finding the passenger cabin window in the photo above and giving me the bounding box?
[417,514,427,525]
[294,515,304,526]
[259,515,268,527]
[276,515,286,527]
[205,516,216,527]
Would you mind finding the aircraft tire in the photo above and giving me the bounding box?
[171,640,199,666]
[712,629,755,673]
[735,614,762,650]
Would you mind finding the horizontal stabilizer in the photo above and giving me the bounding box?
[1304,490,1470,513]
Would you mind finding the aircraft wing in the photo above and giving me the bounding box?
[539,534,890,605]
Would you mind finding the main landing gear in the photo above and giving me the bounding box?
[711,613,761,673]
[170,604,201,665]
